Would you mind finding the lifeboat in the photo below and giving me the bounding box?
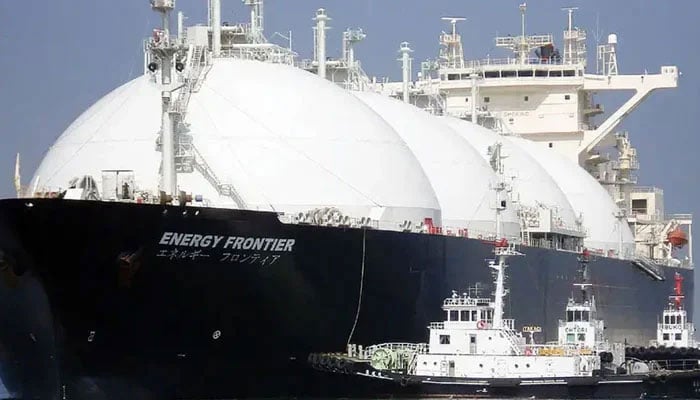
[667,228,688,248]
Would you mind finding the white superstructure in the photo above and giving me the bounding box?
[23,1,692,270]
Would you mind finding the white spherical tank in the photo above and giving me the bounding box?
[352,91,520,239]
[441,117,583,235]
[29,59,442,229]
[509,137,635,257]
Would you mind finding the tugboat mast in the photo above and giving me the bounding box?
[575,248,592,303]
[489,240,523,329]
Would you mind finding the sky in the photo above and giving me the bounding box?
[0,1,698,309]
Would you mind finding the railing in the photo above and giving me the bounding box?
[648,358,700,371]
[429,322,444,329]
[443,296,492,307]
[439,57,585,71]
[519,343,595,357]
[219,45,295,65]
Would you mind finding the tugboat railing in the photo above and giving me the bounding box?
[350,342,429,362]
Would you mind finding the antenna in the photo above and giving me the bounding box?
[519,3,526,40]
[441,16,466,37]
[561,6,579,64]
[439,17,466,68]
[593,12,603,46]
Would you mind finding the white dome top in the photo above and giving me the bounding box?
[509,137,635,256]
[441,117,582,233]
[30,59,441,227]
[352,91,520,239]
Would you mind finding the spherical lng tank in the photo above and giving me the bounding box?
[441,117,582,230]
[352,90,520,239]
[508,136,635,256]
[29,59,441,229]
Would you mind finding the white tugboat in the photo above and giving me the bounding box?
[626,273,700,368]
[556,249,626,368]
[309,243,700,398]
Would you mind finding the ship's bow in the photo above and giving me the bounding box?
[0,199,61,399]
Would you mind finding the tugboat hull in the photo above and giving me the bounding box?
[308,358,700,399]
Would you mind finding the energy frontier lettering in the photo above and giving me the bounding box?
[158,231,296,252]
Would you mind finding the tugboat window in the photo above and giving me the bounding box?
[582,311,589,321]
[450,310,459,321]
[471,310,478,321]
[567,333,575,343]
[577,333,586,342]
[567,311,574,322]
[675,333,682,340]
[664,315,670,324]
[440,335,451,344]
[663,333,670,340]
[460,310,469,321]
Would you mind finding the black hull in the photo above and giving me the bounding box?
[0,198,694,399]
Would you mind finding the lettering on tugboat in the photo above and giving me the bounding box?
[155,231,295,266]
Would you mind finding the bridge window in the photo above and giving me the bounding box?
[567,311,574,322]
[664,315,670,324]
[676,333,682,341]
[663,333,670,341]
[461,310,469,321]
[471,310,478,321]
[487,309,493,321]
[440,335,451,344]
[450,310,459,321]
[582,311,589,321]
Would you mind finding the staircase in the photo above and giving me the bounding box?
[191,145,247,209]
[631,255,665,281]
[171,45,210,117]
[501,328,522,355]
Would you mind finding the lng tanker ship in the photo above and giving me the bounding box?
[0,1,692,399]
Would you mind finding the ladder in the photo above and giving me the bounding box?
[631,256,665,281]
[191,145,247,209]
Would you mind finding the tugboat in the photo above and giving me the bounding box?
[555,249,626,370]
[309,242,700,398]
[626,272,700,369]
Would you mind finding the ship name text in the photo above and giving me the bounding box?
[158,231,296,252]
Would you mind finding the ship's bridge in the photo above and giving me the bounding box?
[439,291,498,330]
[656,307,694,348]
[440,58,584,83]
[558,297,604,350]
